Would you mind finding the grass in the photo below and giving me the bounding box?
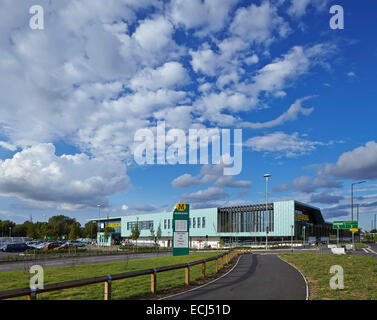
[0,252,224,300]
[279,253,377,300]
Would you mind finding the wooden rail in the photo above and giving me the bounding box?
[0,247,252,300]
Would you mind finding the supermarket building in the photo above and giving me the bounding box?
[91,200,343,247]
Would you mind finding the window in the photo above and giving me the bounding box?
[188,218,191,229]
[164,219,167,229]
[202,217,206,228]
[168,219,170,229]
[197,217,201,228]
[193,217,196,228]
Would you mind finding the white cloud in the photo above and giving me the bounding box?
[133,16,174,52]
[245,131,322,157]
[181,187,229,203]
[130,62,189,91]
[242,97,314,129]
[172,160,252,196]
[230,1,290,45]
[170,0,238,35]
[0,143,130,207]
[323,141,377,180]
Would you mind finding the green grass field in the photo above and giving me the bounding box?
[279,253,377,300]
[0,252,223,300]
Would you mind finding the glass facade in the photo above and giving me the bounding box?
[218,204,274,233]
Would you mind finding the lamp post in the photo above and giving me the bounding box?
[97,204,101,246]
[264,174,271,250]
[351,181,366,221]
[291,225,294,252]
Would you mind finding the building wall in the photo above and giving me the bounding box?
[120,208,218,239]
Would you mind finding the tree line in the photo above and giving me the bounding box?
[0,215,98,240]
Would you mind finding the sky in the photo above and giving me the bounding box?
[0,0,376,231]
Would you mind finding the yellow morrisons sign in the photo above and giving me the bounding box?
[295,213,309,221]
[107,223,121,228]
[176,203,187,212]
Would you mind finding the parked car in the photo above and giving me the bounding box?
[43,242,61,250]
[121,240,134,246]
[55,242,78,250]
[67,240,86,247]
[1,243,31,252]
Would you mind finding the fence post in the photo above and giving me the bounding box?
[151,268,157,294]
[201,262,206,279]
[104,275,112,300]
[215,259,218,273]
[221,256,224,268]
[185,263,190,285]
[27,288,37,301]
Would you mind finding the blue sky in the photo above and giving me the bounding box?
[0,0,376,231]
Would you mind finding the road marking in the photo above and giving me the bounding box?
[362,248,369,253]
[159,255,243,300]
[366,247,377,254]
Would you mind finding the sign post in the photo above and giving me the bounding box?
[172,203,190,256]
[333,221,358,246]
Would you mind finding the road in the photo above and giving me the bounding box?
[163,253,307,300]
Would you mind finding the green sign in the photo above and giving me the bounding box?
[333,221,358,229]
[172,203,190,256]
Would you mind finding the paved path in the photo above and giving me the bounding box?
[164,253,307,300]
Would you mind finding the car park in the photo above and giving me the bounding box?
[1,243,31,252]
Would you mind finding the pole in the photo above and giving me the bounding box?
[351,183,354,221]
[337,229,339,246]
[291,225,293,252]
[97,204,101,247]
[264,174,271,251]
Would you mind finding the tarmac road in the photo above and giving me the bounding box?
[163,253,307,300]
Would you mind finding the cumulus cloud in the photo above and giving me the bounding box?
[245,131,323,158]
[230,1,290,44]
[172,160,252,196]
[310,191,344,204]
[181,187,229,203]
[322,141,377,180]
[170,0,238,35]
[0,143,130,207]
[242,97,314,129]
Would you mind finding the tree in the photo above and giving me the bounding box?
[69,219,80,240]
[131,220,140,247]
[156,223,162,246]
[150,226,155,241]
[103,226,114,243]
[0,220,16,237]
[48,215,75,239]
[83,221,98,239]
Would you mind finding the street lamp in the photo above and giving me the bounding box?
[264,173,271,250]
[351,181,366,221]
[97,204,101,246]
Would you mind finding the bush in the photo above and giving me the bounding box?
[24,248,87,255]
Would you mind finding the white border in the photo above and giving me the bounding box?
[277,256,309,300]
[159,255,243,300]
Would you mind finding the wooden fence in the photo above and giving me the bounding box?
[0,247,252,300]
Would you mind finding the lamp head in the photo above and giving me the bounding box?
[264,174,271,178]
